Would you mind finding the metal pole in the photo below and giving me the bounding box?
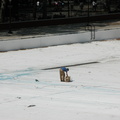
[68,0,70,17]
[33,0,36,20]
[87,0,90,25]
[8,0,12,34]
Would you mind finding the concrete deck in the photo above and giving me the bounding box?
[0,20,120,41]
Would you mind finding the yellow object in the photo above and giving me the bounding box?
[65,76,71,82]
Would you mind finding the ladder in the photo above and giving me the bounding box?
[85,24,95,40]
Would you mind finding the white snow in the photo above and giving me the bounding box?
[0,39,120,120]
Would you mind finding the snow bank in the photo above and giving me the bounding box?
[0,28,120,51]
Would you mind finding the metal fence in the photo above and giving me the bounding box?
[0,0,120,23]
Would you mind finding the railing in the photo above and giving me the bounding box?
[85,24,95,40]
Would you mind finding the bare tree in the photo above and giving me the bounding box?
[0,0,6,22]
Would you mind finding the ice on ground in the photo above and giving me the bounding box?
[0,40,120,120]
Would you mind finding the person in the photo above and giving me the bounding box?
[79,2,84,11]
[92,1,97,11]
[59,67,69,82]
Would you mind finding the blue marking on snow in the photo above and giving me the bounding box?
[0,72,31,80]
[0,68,120,95]
[82,86,120,94]
[0,75,12,80]
[0,68,36,80]
[35,80,120,95]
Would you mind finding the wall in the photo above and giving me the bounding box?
[0,28,120,52]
